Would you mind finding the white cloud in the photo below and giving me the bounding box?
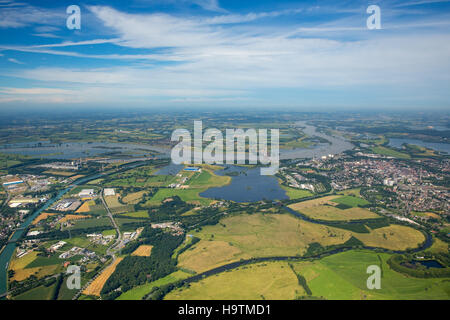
[0,4,64,28]
[7,58,24,64]
[1,5,450,108]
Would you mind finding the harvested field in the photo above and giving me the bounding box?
[82,258,123,297]
[131,245,153,257]
[75,202,91,213]
[32,212,56,225]
[59,214,90,223]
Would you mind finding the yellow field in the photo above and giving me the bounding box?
[299,206,379,221]
[59,214,90,223]
[426,238,449,254]
[177,212,426,273]
[166,261,305,300]
[75,202,91,213]
[178,213,352,273]
[32,212,56,225]
[353,225,425,251]
[10,251,38,270]
[123,191,146,204]
[12,265,60,282]
[82,258,123,297]
[43,170,75,176]
[288,196,379,221]
[9,252,60,282]
[70,175,85,180]
[288,196,339,211]
[178,241,245,273]
[105,195,122,208]
[131,245,153,257]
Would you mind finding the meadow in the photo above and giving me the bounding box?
[13,282,58,300]
[147,188,212,206]
[291,250,449,299]
[371,146,411,159]
[168,250,449,300]
[288,196,379,221]
[177,213,351,273]
[177,212,426,274]
[117,270,191,300]
[146,166,231,206]
[166,262,305,300]
[280,184,313,200]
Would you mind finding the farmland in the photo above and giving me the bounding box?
[82,258,123,297]
[280,184,313,200]
[353,225,425,251]
[177,213,351,273]
[166,262,305,300]
[177,212,426,274]
[290,250,449,299]
[117,270,191,300]
[168,250,449,300]
[131,245,153,257]
[148,188,212,206]
[288,196,379,221]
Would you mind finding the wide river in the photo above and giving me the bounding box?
[280,121,354,160]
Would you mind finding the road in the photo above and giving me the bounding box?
[0,190,11,214]
[101,191,124,256]
[72,190,124,300]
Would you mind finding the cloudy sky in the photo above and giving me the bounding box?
[0,0,450,110]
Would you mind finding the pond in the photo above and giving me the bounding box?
[413,260,444,269]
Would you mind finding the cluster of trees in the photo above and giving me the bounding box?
[101,227,184,300]
[288,263,312,296]
[9,273,60,297]
[147,196,194,221]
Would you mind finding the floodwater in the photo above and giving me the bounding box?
[280,121,354,160]
[388,138,449,154]
[0,141,169,159]
[200,165,288,202]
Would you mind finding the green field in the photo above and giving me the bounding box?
[177,213,352,273]
[117,270,191,300]
[280,184,313,200]
[371,146,411,159]
[26,255,62,269]
[68,217,112,230]
[292,250,450,299]
[168,250,450,300]
[121,210,149,218]
[166,262,305,300]
[331,196,370,207]
[148,188,212,206]
[14,282,58,300]
[102,229,117,237]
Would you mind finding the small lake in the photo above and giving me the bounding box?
[200,166,288,202]
[388,138,450,154]
[413,260,444,269]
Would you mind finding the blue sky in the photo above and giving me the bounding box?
[0,0,450,110]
